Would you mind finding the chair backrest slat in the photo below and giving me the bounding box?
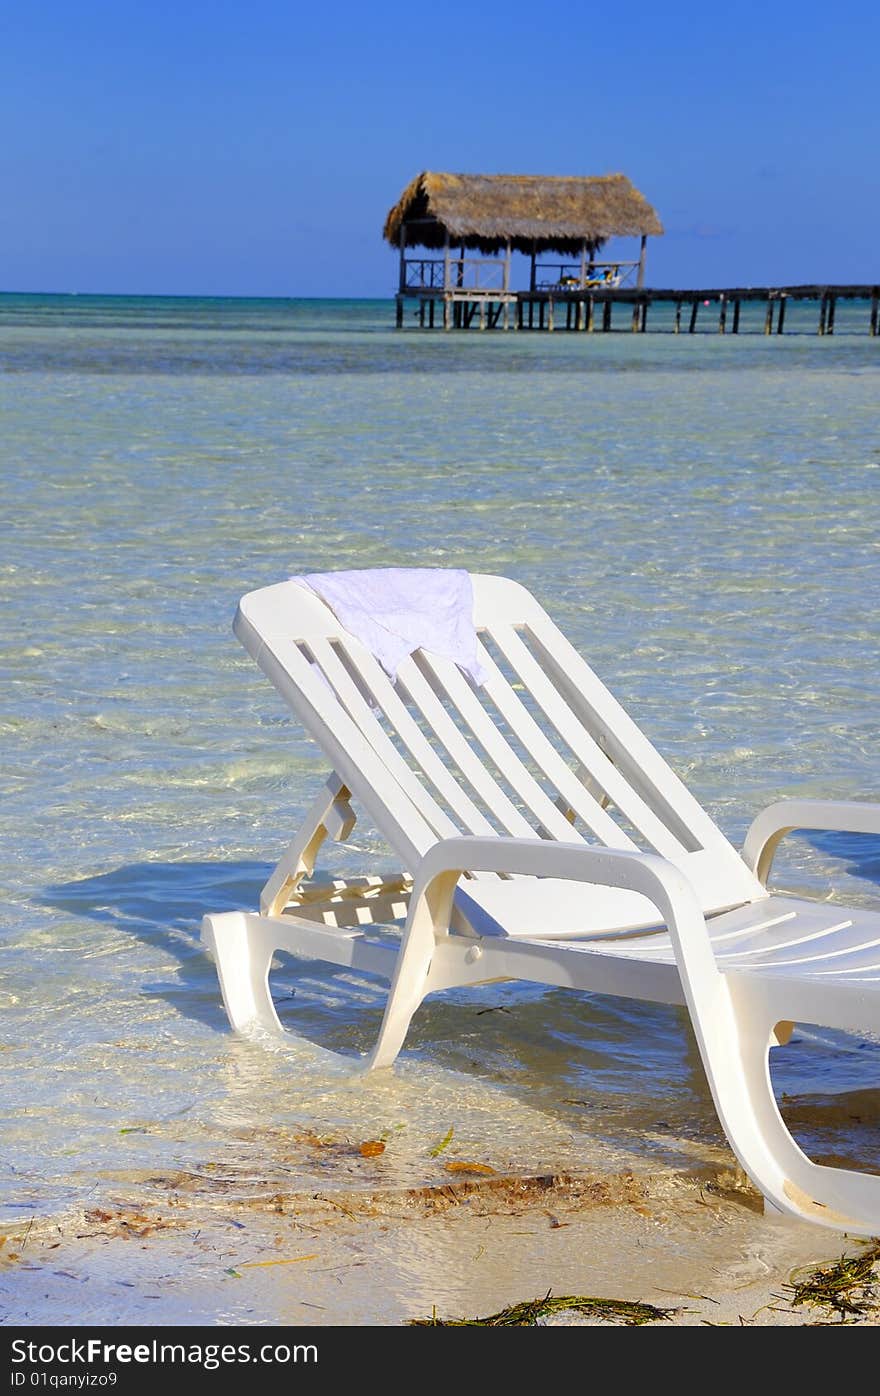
[307,637,461,842]
[332,641,516,837]
[524,608,738,856]
[473,638,637,850]
[388,655,540,837]
[488,622,687,859]
[413,651,591,844]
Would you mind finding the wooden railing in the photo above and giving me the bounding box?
[534,260,639,291]
[403,257,508,292]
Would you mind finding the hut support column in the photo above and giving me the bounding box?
[719,295,727,333]
[689,301,699,333]
[732,299,741,334]
[674,301,681,334]
[764,298,775,334]
[818,294,828,335]
[602,300,612,332]
[870,290,879,336]
[827,295,836,334]
[587,295,594,332]
[636,235,647,289]
[529,242,536,293]
[776,297,787,334]
[398,226,406,295]
[547,297,555,332]
[395,225,406,330]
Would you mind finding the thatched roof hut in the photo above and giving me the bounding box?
[384,171,663,255]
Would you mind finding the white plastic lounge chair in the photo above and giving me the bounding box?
[201,574,880,1236]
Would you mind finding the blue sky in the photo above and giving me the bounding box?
[1,0,876,296]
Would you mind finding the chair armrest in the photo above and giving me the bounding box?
[742,799,880,886]
[411,836,719,988]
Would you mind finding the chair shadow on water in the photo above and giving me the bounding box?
[37,859,404,1052]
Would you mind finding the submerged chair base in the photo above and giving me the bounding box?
[203,791,880,1239]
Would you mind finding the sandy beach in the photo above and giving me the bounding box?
[3,1160,878,1328]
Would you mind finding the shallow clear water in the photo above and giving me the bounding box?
[1,293,878,1222]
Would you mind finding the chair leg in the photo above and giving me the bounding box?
[694,977,880,1236]
[364,868,461,1071]
[201,912,282,1035]
[260,774,355,916]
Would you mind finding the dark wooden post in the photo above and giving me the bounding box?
[636,234,647,288]
[586,295,595,332]
[602,299,612,332]
[732,299,741,334]
[689,300,699,333]
[871,289,879,336]
[719,294,727,333]
[827,295,836,334]
[818,294,828,335]
[631,299,640,332]
[674,301,681,334]
[529,240,537,293]
[764,297,775,334]
[443,231,451,294]
[502,238,511,332]
[579,240,587,288]
[776,296,786,334]
[395,223,407,330]
[456,243,465,289]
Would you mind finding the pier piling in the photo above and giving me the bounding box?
[397,284,880,335]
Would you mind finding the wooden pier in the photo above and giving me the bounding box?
[397,284,880,335]
[383,173,877,337]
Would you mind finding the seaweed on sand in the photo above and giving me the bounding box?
[784,1241,880,1322]
[410,1290,674,1326]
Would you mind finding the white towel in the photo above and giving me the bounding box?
[293,568,487,685]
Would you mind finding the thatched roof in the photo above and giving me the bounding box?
[384,171,663,254]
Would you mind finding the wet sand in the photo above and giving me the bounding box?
[2,1167,878,1328]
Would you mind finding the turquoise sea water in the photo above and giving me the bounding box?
[1,293,879,1224]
